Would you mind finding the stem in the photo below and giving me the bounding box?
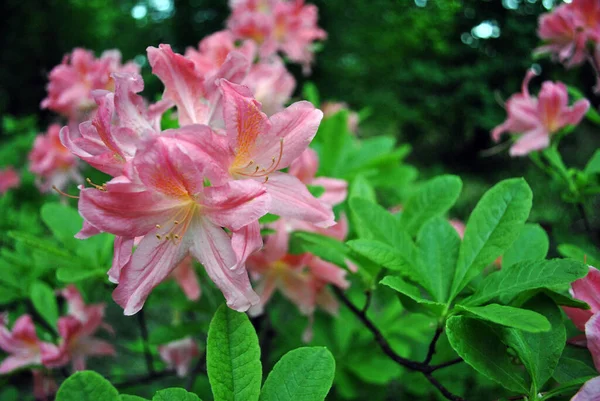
[137,309,155,374]
[185,353,206,391]
[332,287,466,401]
[423,326,443,365]
[429,358,463,371]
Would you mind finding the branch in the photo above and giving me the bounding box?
[332,287,466,401]
[429,358,463,372]
[423,326,443,365]
[186,352,207,391]
[137,309,155,374]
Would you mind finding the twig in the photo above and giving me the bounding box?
[185,353,206,391]
[429,358,463,371]
[362,290,372,313]
[332,287,466,401]
[423,326,443,365]
[137,309,155,374]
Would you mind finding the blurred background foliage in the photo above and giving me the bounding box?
[1,0,598,234]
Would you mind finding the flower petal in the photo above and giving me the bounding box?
[585,312,600,372]
[572,376,600,401]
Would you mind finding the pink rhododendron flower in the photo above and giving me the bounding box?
[62,285,114,334]
[228,0,327,71]
[449,219,466,239]
[186,30,257,78]
[158,337,200,377]
[0,315,54,373]
[0,167,20,194]
[247,219,349,323]
[147,44,250,127]
[536,0,600,69]
[171,256,202,301]
[322,102,359,134]
[491,70,590,156]
[60,73,170,177]
[244,58,296,116]
[32,369,58,401]
[41,49,139,122]
[29,124,82,192]
[78,132,270,314]
[563,266,600,373]
[204,80,332,229]
[572,376,600,401]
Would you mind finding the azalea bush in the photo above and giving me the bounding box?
[1,0,600,400]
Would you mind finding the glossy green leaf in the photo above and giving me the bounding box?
[380,276,445,315]
[502,224,549,269]
[121,396,149,401]
[29,281,58,328]
[399,175,462,236]
[153,389,201,401]
[450,178,532,300]
[455,304,550,332]
[463,259,588,306]
[585,149,600,175]
[56,371,119,401]
[260,347,335,401]
[446,316,529,393]
[207,305,261,401]
[553,347,598,384]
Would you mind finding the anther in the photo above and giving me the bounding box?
[156,234,162,240]
[174,220,180,225]
[86,178,106,191]
[156,224,161,229]
[174,234,180,239]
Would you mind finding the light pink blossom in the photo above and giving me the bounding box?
[60,73,170,177]
[170,256,201,301]
[28,124,82,192]
[536,0,600,69]
[322,102,359,134]
[0,315,55,373]
[491,70,590,156]
[41,49,139,122]
[244,58,296,116]
[0,167,20,194]
[32,369,58,401]
[158,337,200,377]
[227,0,327,71]
[247,219,349,320]
[77,131,270,314]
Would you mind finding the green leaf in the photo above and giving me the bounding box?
[56,266,106,282]
[399,175,462,236]
[349,174,376,203]
[29,281,58,329]
[455,304,550,332]
[380,276,445,316]
[349,197,408,246]
[446,316,529,393]
[317,111,351,176]
[289,231,351,268]
[553,347,598,383]
[463,259,588,306]
[502,295,565,393]
[41,203,82,249]
[121,396,149,401]
[302,82,320,106]
[416,217,461,302]
[585,150,600,175]
[259,347,335,401]
[258,214,280,224]
[557,244,600,267]
[450,178,532,300]
[207,305,261,401]
[153,389,201,401]
[56,371,120,401]
[307,185,325,198]
[502,224,549,269]
[541,378,595,401]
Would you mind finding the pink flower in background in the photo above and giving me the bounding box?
[228,0,327,71]
[244,58,296,116]
[247,219,349,326]
[41,49,139,122]
[32,369,57,401]
[147,44,250,128]
[62,285,114,334]
[536,0,600,68]
[78,132,270,314]
[186,30,257,78]
[170,256,202,301]
[0,167,20,194]
[322,102,359,133]
[0,315,55,373]
[29,124,82,192]
[158,337,200,377]
[449,219,466,239]
[60,73,170,177]
[491,70,590,156]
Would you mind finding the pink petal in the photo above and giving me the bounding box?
[232,221,263,265]
[564,306,594,332]
[261,219,290,263]
[0,355,40,374]
[81,338,116,357]
[585,312,600,372]
[248,275,277,317]
[190,217,259,311]
[75,220,102,240]
[307,257,349,289]
[311,177,348,206]
[203,180,271,231]
[109,236,134,284]
[113,233,191,315]
[560,99,590,127]
[509,127,550,157]
[572,376,600,401]
[288,148,319,184]
[172,256,202,301]
[264,172,335,227]
[572,267,600,312]
[147,44,208,126]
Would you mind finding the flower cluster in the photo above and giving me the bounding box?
[227,0,327,72]
[536,0,600,69]
[0,167,20,195]
[491,69,589,156]
[58,34,344,316]
[0,286,114,400]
